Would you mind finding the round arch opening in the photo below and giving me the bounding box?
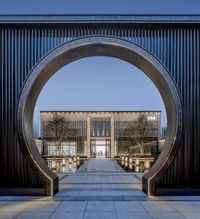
[17,36,182,196]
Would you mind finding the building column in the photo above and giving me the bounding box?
[111,115,115,158]
[87,116,91,158]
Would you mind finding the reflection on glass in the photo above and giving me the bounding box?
[91,139,111,158]
[90,117,111,137]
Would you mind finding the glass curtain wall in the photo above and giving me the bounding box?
[91,139,111,158]
[90,117,111,158]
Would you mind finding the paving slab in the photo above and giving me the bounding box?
[84,211,117,219]
[116,211,151,219]
[57,158,144,200]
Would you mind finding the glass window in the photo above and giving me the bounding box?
[90,117,111,137]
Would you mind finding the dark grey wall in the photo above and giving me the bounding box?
[0,17,200,195]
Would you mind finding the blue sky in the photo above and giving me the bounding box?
[0,0,200,14]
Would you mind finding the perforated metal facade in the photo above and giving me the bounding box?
[40,111,160,158]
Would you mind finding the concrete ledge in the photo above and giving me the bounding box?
[157,188,200,196]
[0,188,45,196]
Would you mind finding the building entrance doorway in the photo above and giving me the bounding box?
[96,145,105,158]
[91,139,111,158]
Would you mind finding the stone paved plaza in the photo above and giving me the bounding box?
[0,159,200,218]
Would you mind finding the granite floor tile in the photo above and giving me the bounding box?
[86,201,115,212]
[25,201,60,212]
[181,212,200,219]
[56,191,80,196]
[16,212,52,219]
[0,201,34,212]
[114,201,145,212]
[168,201,200,212]
[101,191,122,196]
[79,191,100,196]
[84,211,117,219]
[117,211,151,219]
[141,201,176,212]
[50,211,84,219]
[148,212,186,219]
[56,201,87,212]
[0,211,22,219]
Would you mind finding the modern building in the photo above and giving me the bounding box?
[39,111,161,159]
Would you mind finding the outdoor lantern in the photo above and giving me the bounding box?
[144,160,150,169]
[52,160,57,172]
[135,166,139,172]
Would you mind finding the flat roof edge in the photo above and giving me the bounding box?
[40,110,161,113]
[0,15,200,24]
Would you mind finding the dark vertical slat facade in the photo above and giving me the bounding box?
[0,19,200,194]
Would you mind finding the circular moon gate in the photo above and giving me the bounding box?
[17,36,182,196]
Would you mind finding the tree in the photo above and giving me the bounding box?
[134,114,154,155]
[44,113,69,156]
